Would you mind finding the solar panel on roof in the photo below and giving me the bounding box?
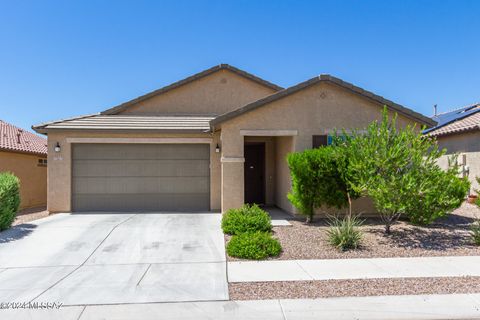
[424,104,480,133]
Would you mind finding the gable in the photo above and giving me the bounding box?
[212,75,435,128]
[219,81,428,149]
[107,68,279,116]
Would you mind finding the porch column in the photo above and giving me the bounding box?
[220,131,244,212]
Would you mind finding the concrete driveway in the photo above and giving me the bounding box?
[0,213,228,305]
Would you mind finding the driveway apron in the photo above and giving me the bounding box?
[0,213,228,305]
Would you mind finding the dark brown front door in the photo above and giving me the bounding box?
[244,143,265,204]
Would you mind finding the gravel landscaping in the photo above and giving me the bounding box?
[226,203,480,261]
[229,276,480,300]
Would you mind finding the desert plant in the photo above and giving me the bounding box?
[340,107,468,233]
[0,172,21,231]
[476,177,480,207]
[287,146,358,222]
[471,220,480,246]
[226,231,282,260]
[326,216,363,251]
[403,156,470,225]
[221,204,272,235]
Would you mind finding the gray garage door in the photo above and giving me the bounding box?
[72,144,210,212]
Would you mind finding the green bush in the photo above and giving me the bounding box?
[471,220,480,246]
[339,107,469,233]
[0,172,20,231]
[404,161,470,225]
[226,231,282,260]
[326,216,363,251]
[287,146,358,222]
[221,204,272,235]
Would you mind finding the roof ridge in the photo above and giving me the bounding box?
[32,113,99,131]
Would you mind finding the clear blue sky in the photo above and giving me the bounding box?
[1,0,479,132]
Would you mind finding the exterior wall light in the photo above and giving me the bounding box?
[54,142,61,153]
[215,143,221,153]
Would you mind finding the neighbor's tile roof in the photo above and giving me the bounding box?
[427,110,480,137]
[0,120,47,155]
[33,114,215,133]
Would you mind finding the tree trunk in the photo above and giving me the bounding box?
[347,192,352,218]
[385,223,391,234]
[306,204,314,223]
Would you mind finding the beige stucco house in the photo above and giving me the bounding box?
[427,104,480,193]
[33,64,435,214]
[0,120,47,210]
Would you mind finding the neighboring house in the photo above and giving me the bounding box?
[33,64,435,214]
[426,103,480,192]
[0,120,48,209]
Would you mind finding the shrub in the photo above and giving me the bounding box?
[226,231,282,260]
[221,204,272,235]
[287,146,358,222]
[340,107,469,233]
[326,216,363,251]
[471,220,480,246]
[0,172,20,231]
[404,159,470,225]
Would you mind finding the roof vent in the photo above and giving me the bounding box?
[17,129,23,144]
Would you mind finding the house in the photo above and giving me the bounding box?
[33,64,435,214]
[426,103,480,192]
[0,120,48,210]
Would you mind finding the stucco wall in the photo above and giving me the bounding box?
[274,136,295,212]
[218,81,427,214]
[119,69,277,116]
[47,131,220,212]
[0,151,47,209]
[435,131,480,192]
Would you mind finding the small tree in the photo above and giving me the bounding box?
[403,156,470,225]
[287,146,351,222]
[341,107,466,234]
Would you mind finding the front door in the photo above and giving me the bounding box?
[244,143,265,204]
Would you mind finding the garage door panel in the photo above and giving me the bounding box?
[72,144,210,212]
[74,144,209,160]
[73,193,210,212]
[74,177,209,194]
[74,159,210,177]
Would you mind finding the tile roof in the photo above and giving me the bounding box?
[33,114,215,133]
[427,109,480,137]
[424,103,480,134]
[0,120,47,155]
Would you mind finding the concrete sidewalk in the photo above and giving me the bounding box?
[2,293,480,319]
[228,256,480,282]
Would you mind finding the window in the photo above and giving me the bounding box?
[312,135,328,148]
[38,158,47,167]
[313,130,364,148]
